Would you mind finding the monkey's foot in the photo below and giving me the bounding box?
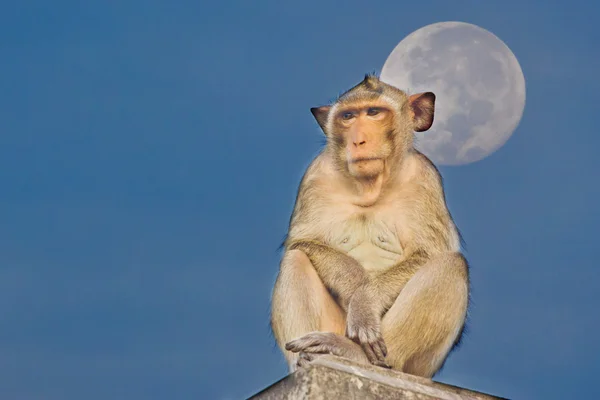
[285,332,376,369]
[295,351,323,368]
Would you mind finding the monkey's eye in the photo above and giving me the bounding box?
[367,107,381,116]
[341,112,355,120]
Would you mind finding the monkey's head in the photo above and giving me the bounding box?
[311,74,435,180]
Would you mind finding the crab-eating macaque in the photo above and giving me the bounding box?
[270,74,469,378]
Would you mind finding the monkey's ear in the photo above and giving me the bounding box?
[310,105,331,133]
[409,92,435,132]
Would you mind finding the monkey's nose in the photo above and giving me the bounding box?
[353,140,367,147]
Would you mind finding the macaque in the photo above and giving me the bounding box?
[270,74,469,378]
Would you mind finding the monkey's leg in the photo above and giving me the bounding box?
[271,249,346,371]
[381,252,469,378]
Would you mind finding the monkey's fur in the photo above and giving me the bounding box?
[271,75,469,378]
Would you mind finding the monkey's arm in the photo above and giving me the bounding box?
[290,239,392,368]
[288,240,369,311]
[357,250,429,316]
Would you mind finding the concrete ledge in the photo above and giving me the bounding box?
[249,355,505,400]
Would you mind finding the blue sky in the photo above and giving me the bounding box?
[1,1,599,399]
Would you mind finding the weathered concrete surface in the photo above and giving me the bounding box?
[249,355,506,400]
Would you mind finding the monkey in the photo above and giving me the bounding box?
[270,74,469,378]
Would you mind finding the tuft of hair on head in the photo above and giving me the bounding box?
[361,73,380,90]
[353,73,383,94]
[337,73,386,104]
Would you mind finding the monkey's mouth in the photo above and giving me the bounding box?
[350,157,382,164]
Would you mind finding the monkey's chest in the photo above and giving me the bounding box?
[334,221,404,274]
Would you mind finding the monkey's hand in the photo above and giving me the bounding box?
[285,332,370,368]
[345,288,391,368]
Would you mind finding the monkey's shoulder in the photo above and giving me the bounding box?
[398,152,443,189]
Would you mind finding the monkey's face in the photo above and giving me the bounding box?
[331,101,396,179]
[310,75,436,181]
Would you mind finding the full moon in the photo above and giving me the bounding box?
[380,22,526,165]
